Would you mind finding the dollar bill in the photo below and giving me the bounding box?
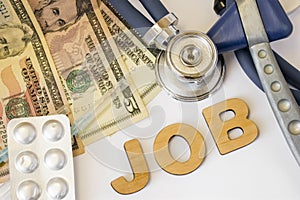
[27,0,148,145]
[99,1,161,105]
[0,0,75,182]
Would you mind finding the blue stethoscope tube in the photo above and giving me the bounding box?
[107,0,153,36]
[138,0,169,22]
[106,0,300,105]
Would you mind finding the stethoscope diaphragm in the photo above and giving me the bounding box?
[155,32,225,102]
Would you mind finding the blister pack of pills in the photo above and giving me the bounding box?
[7,115,75,200]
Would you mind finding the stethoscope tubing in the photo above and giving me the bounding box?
[106,0,153,36]
[138,0,169,22]
[107,0,300,105]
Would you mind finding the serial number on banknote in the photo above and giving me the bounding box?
[0,119,7,147]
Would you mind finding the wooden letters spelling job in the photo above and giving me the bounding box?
[111,98,259,194]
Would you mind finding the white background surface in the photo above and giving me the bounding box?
[74,0,300,199]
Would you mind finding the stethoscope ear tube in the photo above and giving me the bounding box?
[106,0,153,36]
[106,0,300,107]
[107,0,173,36]
[106,0,178,49]
[139,0,169,22]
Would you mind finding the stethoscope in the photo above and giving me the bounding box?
[106,0,300,165]
[107,0,225,102]
[213,0,300,106]
[0,0,298,167]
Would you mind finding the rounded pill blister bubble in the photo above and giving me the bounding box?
[47,177,68,199]
[44,149,66,170]
[17,180,41,200]
[16,151,38,173]
[13,122,36,144]
[42,120,64,142]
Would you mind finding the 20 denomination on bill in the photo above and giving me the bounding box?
[27,0,149,145]
[99,1,161,105]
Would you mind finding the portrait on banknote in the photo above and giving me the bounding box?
[28,0,148,145]
[0,0,85,182]
[0,23,33,59]
[32,0,91,33]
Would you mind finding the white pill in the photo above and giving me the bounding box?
[15,151,38,173]
[44,149,66,170]
[42,120,64,142]
[47,178,68,199]
[17,180,41,200]
[13,123,36,144]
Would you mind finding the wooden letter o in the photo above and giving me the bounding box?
[153,123,206,175]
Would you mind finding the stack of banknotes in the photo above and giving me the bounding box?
[0,0,160,183]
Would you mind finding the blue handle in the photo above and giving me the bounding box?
[208,0,293,53]
[235,48,300,105]
[107,0,153,36]
[139,0,169,22]
[292,89,300,106]
[208,2,246,53]
[275,52,300,89]
[257,0,293,41]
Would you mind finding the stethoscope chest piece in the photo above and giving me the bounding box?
[156,32,225,102]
